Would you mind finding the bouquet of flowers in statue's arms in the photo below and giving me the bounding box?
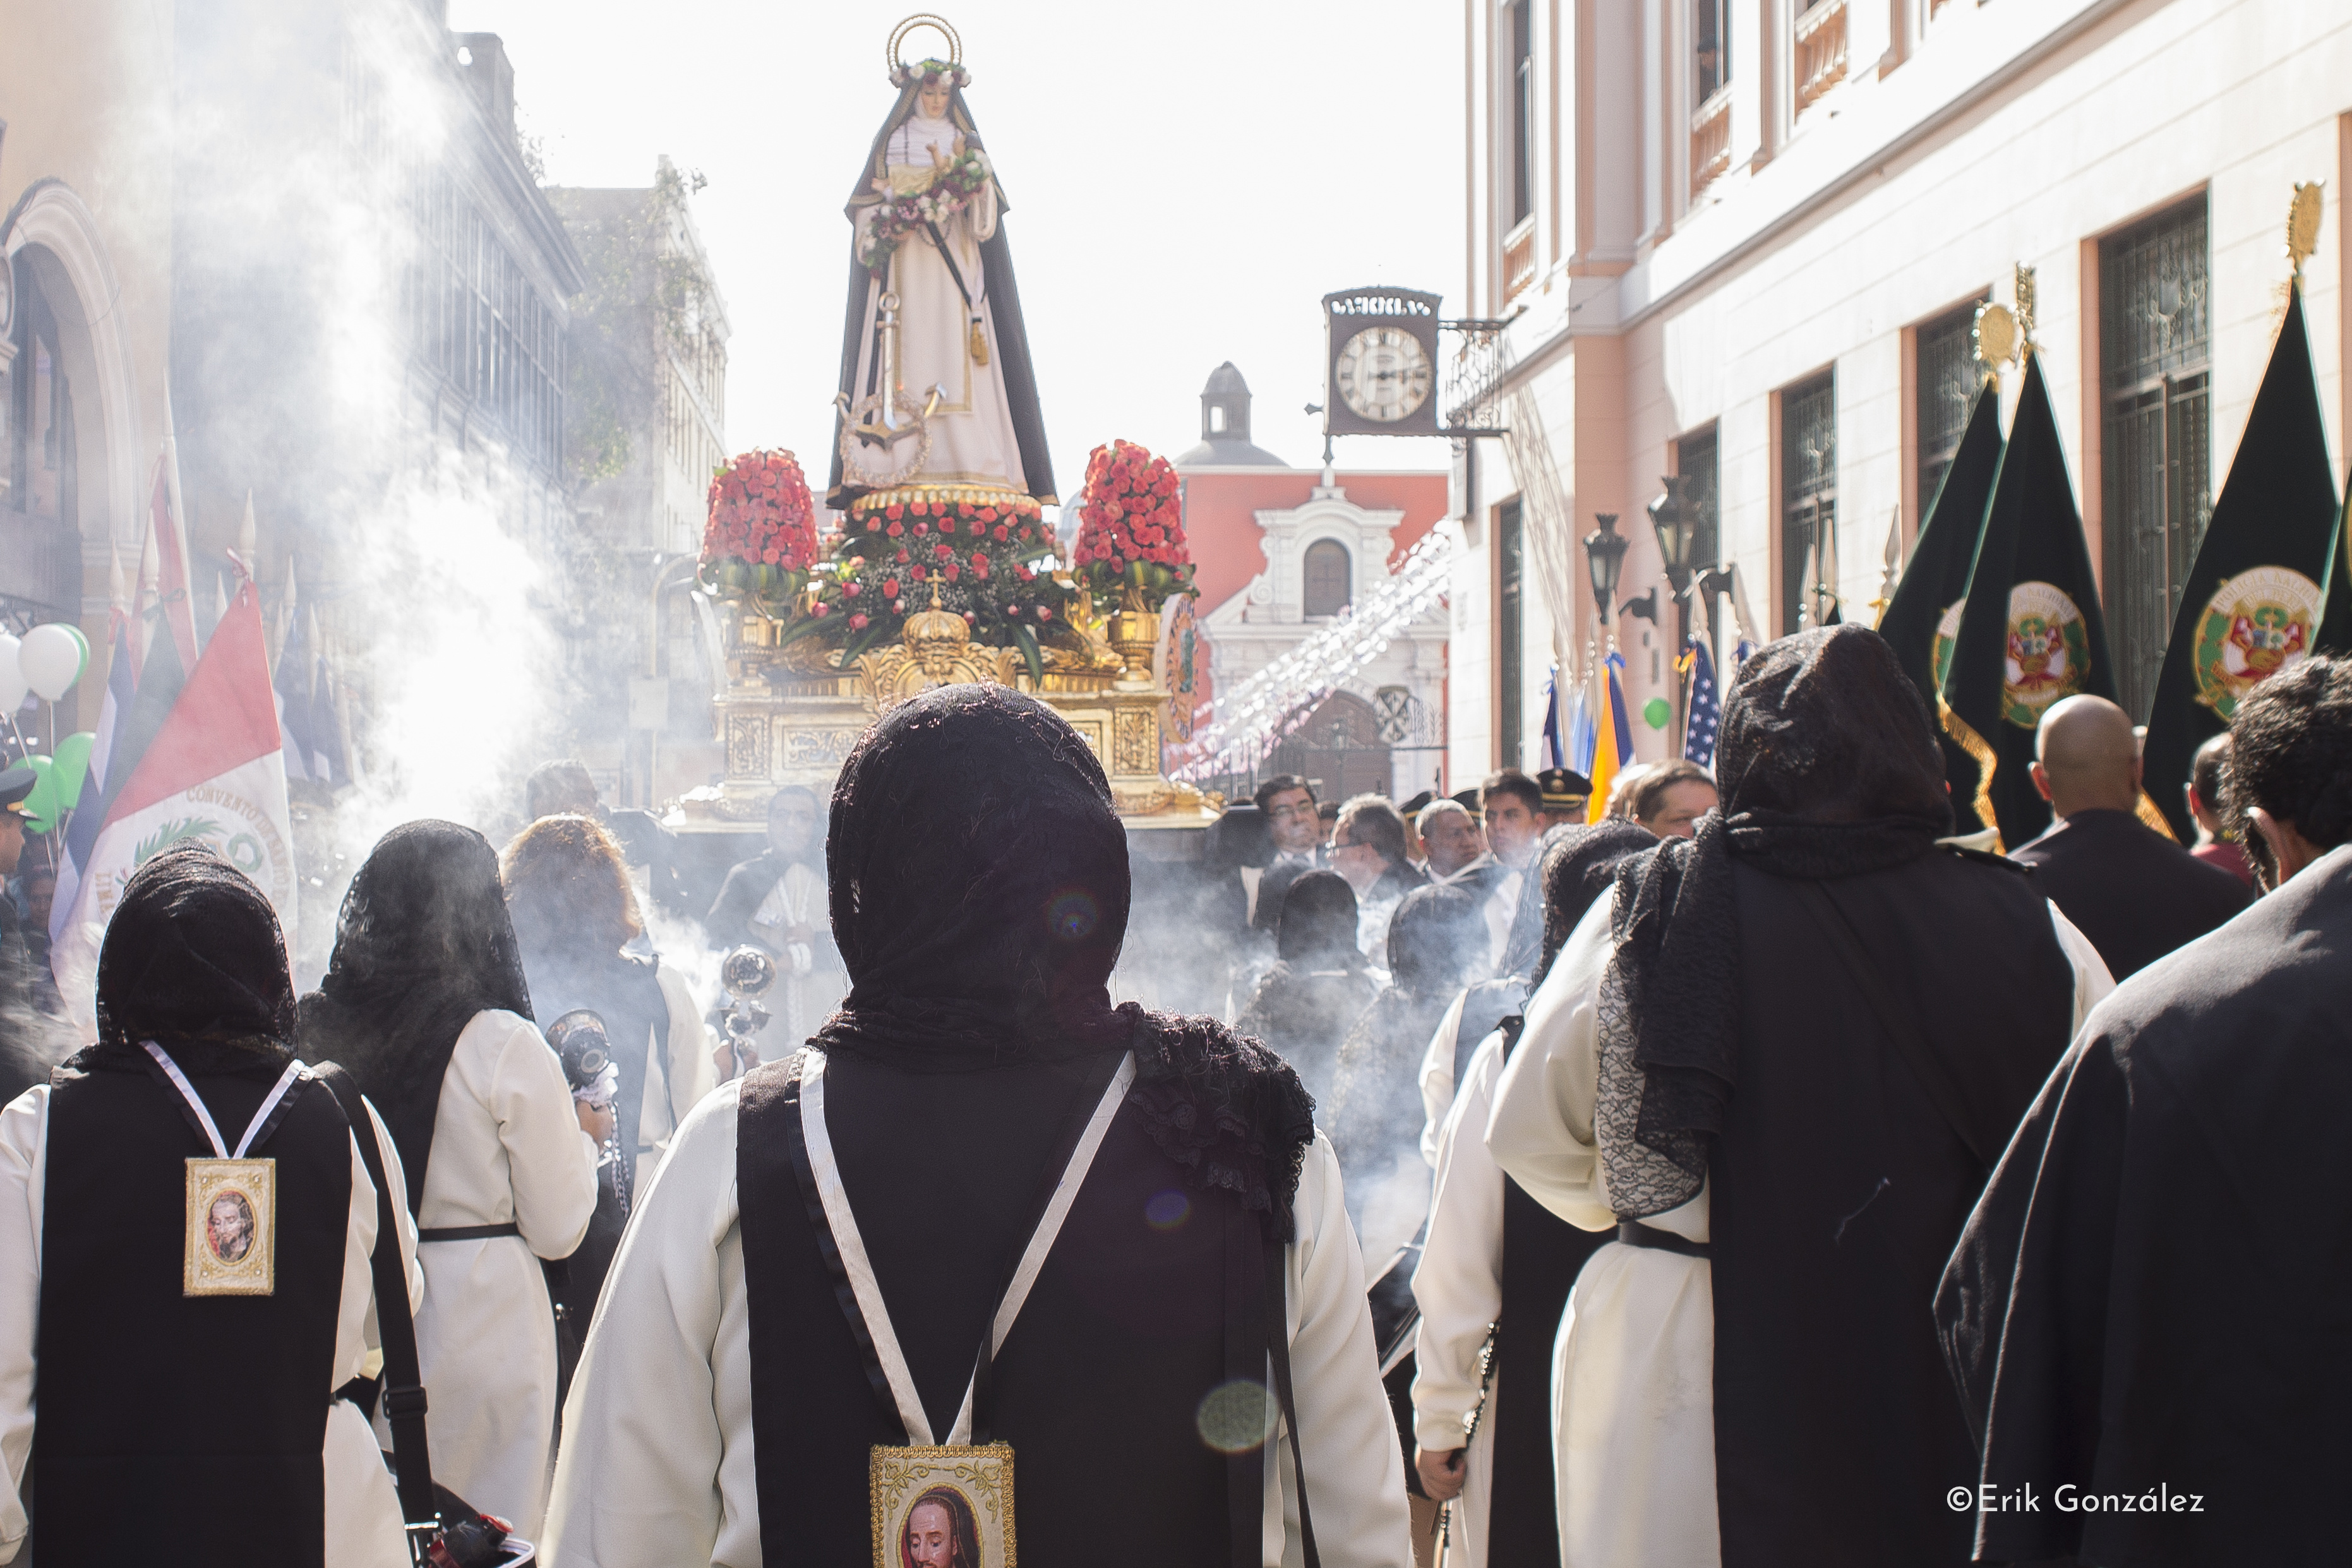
[858,148,993,271]
[700,448,819,609]
[819,491,1081,681]
[1072,440,1197,614]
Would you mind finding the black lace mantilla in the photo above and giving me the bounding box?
[1120,1005,1316,1243]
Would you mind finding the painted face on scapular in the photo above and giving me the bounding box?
[907,1502,956,1568]
[208,1194,253,1262]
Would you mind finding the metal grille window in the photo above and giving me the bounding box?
[1780,371,1837,633]
[405,171,566,477]
[1498,498,1525,765]
[1303,539,1352,618]
[2102,198,2210,716]
[1916,300,1981,525]
[1675,424,1720,571]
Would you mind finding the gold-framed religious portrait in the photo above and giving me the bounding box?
[872,1444,1014,1568]
[184,1157,276,1296]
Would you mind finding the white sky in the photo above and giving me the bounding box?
[447,1,1463,501]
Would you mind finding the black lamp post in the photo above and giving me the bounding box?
[1649,476,1701,745]
[1582,513,1629,637]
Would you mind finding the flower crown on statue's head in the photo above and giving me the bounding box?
[891,57,970,90]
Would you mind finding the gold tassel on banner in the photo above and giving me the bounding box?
[1938,695,2003,853]
[2133,789,2179,842]
[970,319,990,366]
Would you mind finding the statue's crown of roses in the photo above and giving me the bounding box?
[891,57,969,89]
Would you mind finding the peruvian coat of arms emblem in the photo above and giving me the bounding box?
[2190,565,2321,717]
[2001,581,2091,728]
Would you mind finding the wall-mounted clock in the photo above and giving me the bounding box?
[1322,287,1442,438]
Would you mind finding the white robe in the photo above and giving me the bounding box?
[542,1078,1412,1568]
[1407,1024,1512,1568]
[392,1008,599,1541]
[1484,894,2115,1568]
[638,964,720,1159]
[0,1079,424,1567]
[848,116,1028,493]
[1416,990,1472,1168]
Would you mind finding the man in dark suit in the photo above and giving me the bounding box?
[2010,694,2250,979]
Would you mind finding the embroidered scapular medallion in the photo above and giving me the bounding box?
[789,1046,1132,1568]
[185,1157,276,1296]
[142,1041,307,1300]
[872,1443,1015,1568]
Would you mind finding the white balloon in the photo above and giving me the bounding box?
[0,634,23,714]
[18,623,83,702]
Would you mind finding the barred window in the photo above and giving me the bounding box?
[405,171,565,477]
[1915,300,1981,527]
[2101,197,2209,717]
[1675,423,1720,573]
[1780,370,1837,633]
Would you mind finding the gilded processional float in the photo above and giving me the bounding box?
[678,15,1216,838]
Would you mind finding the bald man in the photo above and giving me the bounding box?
[2008,695,2251,979]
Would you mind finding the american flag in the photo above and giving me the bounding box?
[1681,637,1722,768]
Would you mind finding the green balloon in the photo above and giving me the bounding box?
[1643,697,1672,731]
[19,755,57,834]
[63,623,90,683]
[50,731,95,813]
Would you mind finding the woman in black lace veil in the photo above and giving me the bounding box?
[300,820,596,1538]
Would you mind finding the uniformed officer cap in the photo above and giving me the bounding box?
[0,765,35,818]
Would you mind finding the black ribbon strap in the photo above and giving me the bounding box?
[1616,1221,1713,1259]
[417,1222,522,1243]
[1264,1235,1322,1568]
[921,218,981,314]
[314,1062,440,1539]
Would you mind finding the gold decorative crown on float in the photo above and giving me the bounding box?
[903,583,973,676]
[888,14,968,87]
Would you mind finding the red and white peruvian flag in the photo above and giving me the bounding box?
[49,579,296,1033]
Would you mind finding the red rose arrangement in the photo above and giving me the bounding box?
[1071,440,1196,614]
[700,448,819,602]
[789,490,1081,683]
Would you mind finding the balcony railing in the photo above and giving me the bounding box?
[1690,88,1732,199]
[1795,0,1849,116]
[1503,217,1537,304]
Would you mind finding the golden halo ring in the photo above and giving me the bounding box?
[888,14,962,76]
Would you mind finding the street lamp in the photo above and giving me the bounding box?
[1648,476,1700,748]
[1647,476,1698,597]
[1582,513,1629,635]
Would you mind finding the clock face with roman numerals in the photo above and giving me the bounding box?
[1334,326,1434,423]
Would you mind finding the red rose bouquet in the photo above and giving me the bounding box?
[815,490,1081,682]
[1071,440,1196,614]
[700,448,819,603]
